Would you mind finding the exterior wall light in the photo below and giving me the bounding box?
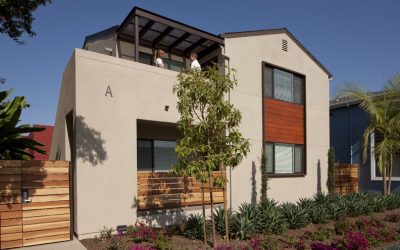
[116,225,127,233]
[165,105,169,111]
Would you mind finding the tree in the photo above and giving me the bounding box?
[260,148,269,199]
[339,74,400,195]
[327,147,335,194]
[0,87,46,159]
[0,0,52,44]
[172,66,250,246]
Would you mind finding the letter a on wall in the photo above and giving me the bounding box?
[105,85,113,97]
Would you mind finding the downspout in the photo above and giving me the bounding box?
[347,103,353,164]
[220,45,232,210]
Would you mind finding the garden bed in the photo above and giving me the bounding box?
[81,193,400,250]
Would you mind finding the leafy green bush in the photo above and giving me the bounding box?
[280,202,310,229]
[308,205,328,224]
[95,226,114,242]
[183,213,204,240]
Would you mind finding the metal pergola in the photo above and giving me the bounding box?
[117,7,224,62]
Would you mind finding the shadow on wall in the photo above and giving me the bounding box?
[138,208,187,227]
[76,116,107,166]
[317,159,322,193]
[251,161,257,205]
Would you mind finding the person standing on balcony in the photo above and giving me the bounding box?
[154,49,165,68]
[190,52,201,70]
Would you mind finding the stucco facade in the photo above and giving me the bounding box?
[51,8,330,239]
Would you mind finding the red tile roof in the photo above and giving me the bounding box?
[26,125,54,160]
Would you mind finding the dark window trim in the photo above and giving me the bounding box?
[265,142,305,177]
[261,61,307,178]
[263,61,305,105]
[137,138,177,172]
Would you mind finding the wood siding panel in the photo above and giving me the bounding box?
[264,98,305,145]
[138,171,225,210]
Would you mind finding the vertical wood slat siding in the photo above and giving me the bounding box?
[0,160,71,249]
[137,171,225,210]
[264,98,305,145]
[334,164,358,194]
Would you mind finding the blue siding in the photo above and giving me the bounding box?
[330,104,400,193]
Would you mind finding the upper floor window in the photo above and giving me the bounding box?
[263,64,304,104]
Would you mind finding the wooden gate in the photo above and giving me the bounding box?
[0,161,71,249]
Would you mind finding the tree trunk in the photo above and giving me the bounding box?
[221,163,229,244]
[383,155,388,195]
[388,154,393,195]
[209,179,216,247]
[201,183,207,244]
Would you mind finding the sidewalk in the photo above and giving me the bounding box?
[15,237,86,250]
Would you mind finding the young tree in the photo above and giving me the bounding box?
[0,0,52,44]
[339,74,400,195]
[260,148,268,199]
[0,87,46,159]
[327,147,335,194]
[172,66,250,246]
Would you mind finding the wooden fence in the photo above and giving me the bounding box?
[0,160,71,249]
[334,164,358,194]
[137,171,225,210]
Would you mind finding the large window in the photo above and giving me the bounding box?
[137,139,178,172]
[265,142,304,174]
[263,64,304,104]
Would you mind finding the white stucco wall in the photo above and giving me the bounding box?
[51,33,330,238]
[224,32,330,206]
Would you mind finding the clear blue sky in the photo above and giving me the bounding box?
[1,0,399,126]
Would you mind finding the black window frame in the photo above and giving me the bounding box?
[263,63,305,105]
[264,142,305,177]
[137,138,178,172]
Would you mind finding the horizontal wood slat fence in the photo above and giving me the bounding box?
[137,171,225,210]
[334,164,358,194]
[0,160,71,249]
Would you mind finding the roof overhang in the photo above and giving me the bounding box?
[118,7,223,58]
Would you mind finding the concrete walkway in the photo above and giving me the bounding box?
[15,237,86,250]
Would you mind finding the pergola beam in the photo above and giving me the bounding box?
[184,38,206,55]
[168,33,190,51]
[152,27,173,48]
[139,20,155,38]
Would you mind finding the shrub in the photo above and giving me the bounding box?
[214,206,233,235]
[280,202,310,229]
[95,226,114,242]
[229,214,253,240]
[130,246,156,250]
[107,235,128,250]
[334,220,352,235]
[297,197,315,211]
[341,231,369,250]
[302,229,334,242]
[183,213,204,240]
[254,200,287,234]
[308,205,329,224]
[385,213,400,223]
[310,242,337,250]
[130,222,157,243]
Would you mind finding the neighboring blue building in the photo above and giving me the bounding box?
[330,94,400,193]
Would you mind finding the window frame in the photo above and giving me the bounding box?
[265,142,305,177]
[370,133,400,181]
[137,138,178,172]
[263,62,305,105]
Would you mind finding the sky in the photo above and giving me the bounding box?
[1,0,399,126]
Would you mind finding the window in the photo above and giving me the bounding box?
[265,142,304,174]
[371,132,400,179]
[164,59,184,72]
[263,64,304,104]
[137,139,178,172]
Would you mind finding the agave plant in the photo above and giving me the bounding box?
[183,213,205,240]
[238,202,257,222]
[313,192,330,205]
[280,202,310,229]
[229,214,253,240]
[308,205,329,224]
[213,206,233,235]
[255,199,287,234]
[297,197,315,211]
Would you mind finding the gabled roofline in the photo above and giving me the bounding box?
[221,28,332,79]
